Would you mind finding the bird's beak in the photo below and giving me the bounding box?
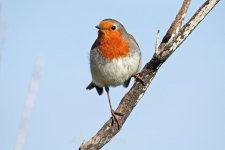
[95,26,103,30]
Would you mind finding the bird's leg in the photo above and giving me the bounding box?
[105,86,123,129]
[131,73,146,86]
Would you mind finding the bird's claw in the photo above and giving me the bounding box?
[132,74,146,86]
[110,109,124,130]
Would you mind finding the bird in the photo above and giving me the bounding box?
[86,19,142,129]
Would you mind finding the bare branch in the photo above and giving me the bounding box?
[15,58,43,150]
[0,0,7,69]
[161,0,191,44]
[158,0,220,61]
[79,0,220,149]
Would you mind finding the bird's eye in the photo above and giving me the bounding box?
[111,25,117,30]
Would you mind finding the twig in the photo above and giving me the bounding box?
[79,0,220,149]
[15,58,43,150]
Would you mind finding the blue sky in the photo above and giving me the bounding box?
[0,0,225,150]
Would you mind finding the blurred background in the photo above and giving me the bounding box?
[0,0,225,150]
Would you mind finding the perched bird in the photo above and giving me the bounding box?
[86,19,142,128]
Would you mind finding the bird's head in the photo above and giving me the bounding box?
[96,19,130,60]
[96,19,128,38]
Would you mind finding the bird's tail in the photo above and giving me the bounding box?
[86,82,103,95]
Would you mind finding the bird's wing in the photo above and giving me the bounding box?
[129,34,142,71]
[129,34,139,48]
[91,39,98,51]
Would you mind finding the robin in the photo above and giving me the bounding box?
[86,19,142,128]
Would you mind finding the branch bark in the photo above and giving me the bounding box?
[79,0,220,149]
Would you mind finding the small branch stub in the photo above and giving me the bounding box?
[155,30,160,55]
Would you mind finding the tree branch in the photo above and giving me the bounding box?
[79,0,220,149]
[161,0,191,45]
[158,0,220,61]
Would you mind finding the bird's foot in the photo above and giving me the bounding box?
[110,109,124,130]
[132,73,146,86]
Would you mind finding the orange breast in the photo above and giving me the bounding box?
[98,31,130,60]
